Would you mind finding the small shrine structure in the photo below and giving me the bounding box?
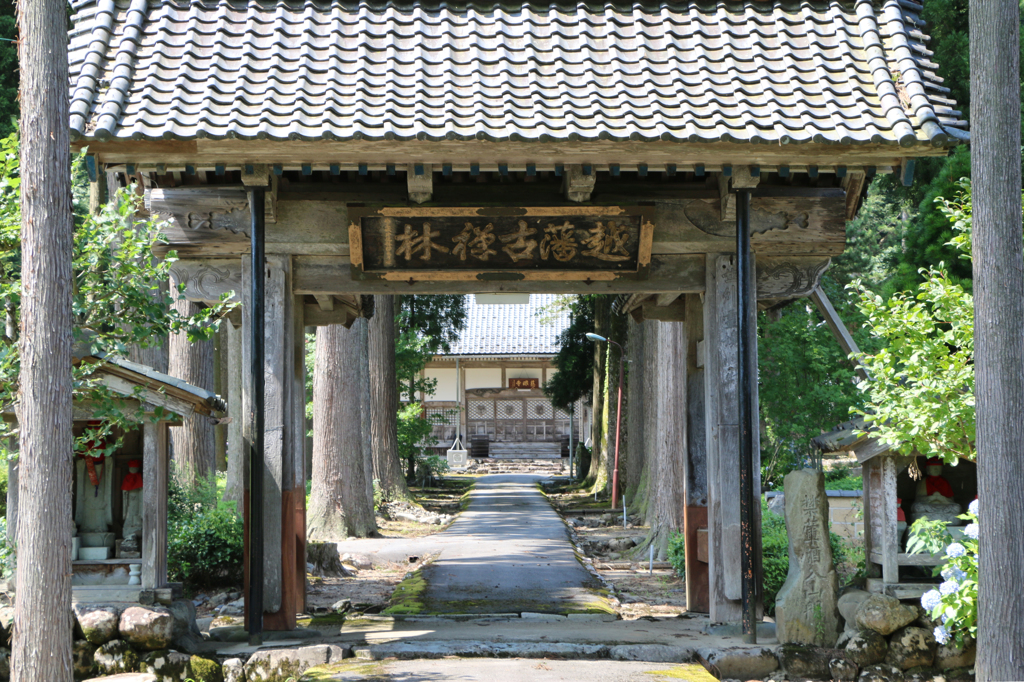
[813,419,976,600]
[66,0,966,633]
[3,355,225,603]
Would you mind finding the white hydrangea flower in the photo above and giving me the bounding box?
[934,624,951,645]
[964,523,979,540]
[969,499,979,516]
[945,542,966,558]
[940,581,958,596]
[921,589,942,611]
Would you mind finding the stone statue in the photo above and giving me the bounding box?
[910,457,962,527]
[120,459,143,556]
[74,429,114,536]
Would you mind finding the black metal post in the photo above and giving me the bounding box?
[736,188,757,644]
[248,187,266,644]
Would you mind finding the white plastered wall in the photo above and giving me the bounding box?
[465,368,502,390]
[425,368,458,401]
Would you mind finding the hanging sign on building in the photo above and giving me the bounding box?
[348,206,654,281]
[509,377,540,390]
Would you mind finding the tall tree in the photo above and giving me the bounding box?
[308,324,376,539]
[369,295,411,502]
[168,299,216,488]
[971,0,1024,677]
[354,315,375,513]
[13,0,74,677]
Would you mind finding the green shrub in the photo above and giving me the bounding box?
[667,531,686,579]
[824,476,863,491]
[167,476,243,589]
[761,500,848,616]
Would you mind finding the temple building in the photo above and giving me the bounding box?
[420,294,587,460]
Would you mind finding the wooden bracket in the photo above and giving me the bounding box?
[718,174,735,223]
[563,164,596,202]
[313,294,334,312]
[407,164,433,204]
[841,170,868,220]
[240,163,270,187]
[655,292,684,307]
[731,165,761,189]
[900,158,916,187]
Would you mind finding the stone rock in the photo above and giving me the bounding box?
[207,592,231,608]
[331,598,352,614]
[941,666,976,682]
[839,590,873,628]
[189,656,224,682]
[74,603,124,645]
[910,497,962,527]
[935,636,976,670]
[340,553,372,569]
[775,469,842,647]
[696,647,779,680]
[219,599,244,617]
[830,657,859,682]
[845,630,889,667]
[859,663,905,682]
[74,639,97,679]
[221,658,245,682]
[139,650,192,681]
[94,639,140,676]
[119,606,175,651]
[904,667,944,682]
[608,644,689,662]
[768,493,786,517]
[244,644,348,682]
[83,675,158,682]
[168,600,204,654]
[885,626,937,670]
[855,595,919,636]
[777,643,833,680]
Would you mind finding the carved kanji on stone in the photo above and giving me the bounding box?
[581,221,630,261]
[395,222,450,262]
[499,220,538,262]
[451,222,498,262]
[539,221,579,262]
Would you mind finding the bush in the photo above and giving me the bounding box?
[667,531,686,579]
[915,500,978,646]
[167,476,243,589]
[761,500,848,616]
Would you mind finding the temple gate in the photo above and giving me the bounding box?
[66,0,964,637]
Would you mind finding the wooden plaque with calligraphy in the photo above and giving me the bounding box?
[508,378,540,390]
[348,206,654,282]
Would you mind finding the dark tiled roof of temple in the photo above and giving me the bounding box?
[446,294,569,356]
[69,0,966,146]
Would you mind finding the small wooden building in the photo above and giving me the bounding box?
[3,355,225,604]
[421,294,585,459]
[813,419,976,600]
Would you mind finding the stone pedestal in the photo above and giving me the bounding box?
[775,468,841,647]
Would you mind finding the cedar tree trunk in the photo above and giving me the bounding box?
[368,295,412,502]
[14,0,75,677]
[308,324,377,539]
[354,316,376,512]
[970,0,1024,678]
[167,299,216,488]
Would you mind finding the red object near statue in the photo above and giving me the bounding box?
[121,459,143,492]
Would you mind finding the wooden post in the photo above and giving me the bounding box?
[683,293,710,612]
[241,253,304,630]
[224,321,244,512]
[880,456,898,587]
[142,421,169,590]
[704,254,762,623]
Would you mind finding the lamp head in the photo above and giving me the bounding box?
[586,333,607,343]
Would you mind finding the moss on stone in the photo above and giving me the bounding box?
[644,664,720,681]
[309,613,349,628]
[189,655,224,682]
[299,661,387,680]
[382,573,427,615]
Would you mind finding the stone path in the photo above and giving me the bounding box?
[336,474,605,615]
[304,658,719,681]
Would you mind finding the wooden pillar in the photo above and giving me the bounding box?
[683,293,710,613]
[142,421,169,590]
[704,254,763,623]
[241,254,305,630]
[224,321,244,512]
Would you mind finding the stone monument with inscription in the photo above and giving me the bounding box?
[775,468,841,647]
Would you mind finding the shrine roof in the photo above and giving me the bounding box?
[443,294,569,356]
[69,0,966,149]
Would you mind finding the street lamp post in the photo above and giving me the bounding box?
[586,332,625,510]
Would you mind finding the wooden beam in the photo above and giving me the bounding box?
[564,164,596,202]
[407,163,433,204]
[656,292,683,306]
[96,374,198,419]
[313,294,334,311]
[809,285,871,382]
[635,297,687,321]
[303,302,360,327]
[841,170,868,220]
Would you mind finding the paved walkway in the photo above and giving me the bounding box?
[308,658,718,681]
[336,475,603,615]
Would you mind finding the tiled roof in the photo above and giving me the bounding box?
[68,0,966,147]
[445,294,569,356]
